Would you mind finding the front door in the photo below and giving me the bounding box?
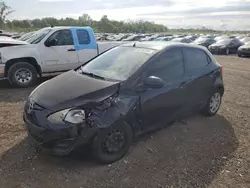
[138,48,187,131]
[40,29,79,72]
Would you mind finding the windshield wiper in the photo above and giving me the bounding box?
[81,71,106,80]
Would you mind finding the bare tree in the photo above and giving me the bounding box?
[0,1,14,28]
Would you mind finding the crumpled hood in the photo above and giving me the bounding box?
[30,71,120,110]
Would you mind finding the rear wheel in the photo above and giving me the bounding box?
[203,91,222,116]
[92,124,133,164]
[7,62,38,88]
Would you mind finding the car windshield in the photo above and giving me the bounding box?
[26,28,52,44]
[172,38,183,42]
[216,39,232,45]
[78,46,156,81]
[241,37,250,43]
[194,38,208,43]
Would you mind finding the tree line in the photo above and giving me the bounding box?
[0,1,168,33]
[5,14,168,33]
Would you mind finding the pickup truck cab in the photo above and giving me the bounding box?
[0,26,122,87]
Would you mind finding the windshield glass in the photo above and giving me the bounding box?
[26,28,51,44]
[78,46,156,81]
[194,38,208,43]
[241,37,250,43]
[216,39,232,45]
[172,38,183,42]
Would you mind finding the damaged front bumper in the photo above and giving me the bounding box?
[23,110,97,156]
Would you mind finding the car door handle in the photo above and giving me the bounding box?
[67,48,76,51]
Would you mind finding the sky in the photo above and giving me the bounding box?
[5,0,250,30]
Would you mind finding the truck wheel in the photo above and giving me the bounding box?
[7,62,38,88]
[92,123,133,164]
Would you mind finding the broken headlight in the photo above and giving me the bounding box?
[48,109,85,124]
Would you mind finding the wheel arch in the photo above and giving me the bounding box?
[4,57,42,77]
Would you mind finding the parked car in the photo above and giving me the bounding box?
[237,42,250,57]
[122,35,145,41]
[18,31,35,41]
[171,37,191,43]
[208,38,243,55]
[24,42,224,164]
[154,36,173,41]
[240,37,250,44]
[192,37,216,48]
[0,26,124,87]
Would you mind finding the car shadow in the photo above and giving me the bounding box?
[0,75,56,103]
[0,114,238,188]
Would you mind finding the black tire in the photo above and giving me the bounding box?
[7,62,38,88]
[203,90,222,117]
[238,53,242,57]
[92,123,133,164]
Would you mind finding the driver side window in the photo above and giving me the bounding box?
[46,30,73,46]
[145,48,184,82]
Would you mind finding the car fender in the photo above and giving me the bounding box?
[0,44,41,65]
[88,93,140,135]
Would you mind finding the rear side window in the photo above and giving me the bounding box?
[146,49,184,82]
[77,30,90,44]
[183,48,208,71]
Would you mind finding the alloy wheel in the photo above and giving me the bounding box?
[209,93,221,113]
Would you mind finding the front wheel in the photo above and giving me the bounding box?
[7,62,38,88]
[238,53,242,57]
[92,123,133,164]
[203,91,222,116]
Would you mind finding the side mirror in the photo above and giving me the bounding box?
[144,76,164,88]
[45,39,57,47]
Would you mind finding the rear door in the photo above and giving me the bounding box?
[138,48,187,130]
[71,28,98,65]
[40,29,79,72]
[182,47,214,110]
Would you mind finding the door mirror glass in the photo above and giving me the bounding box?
[144,76,164,88]
[45,39,57,47]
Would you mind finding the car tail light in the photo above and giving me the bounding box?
[220,65,223,73]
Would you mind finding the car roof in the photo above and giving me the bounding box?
[120,41,207,51]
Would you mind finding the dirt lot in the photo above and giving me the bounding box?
[0,55,249,188]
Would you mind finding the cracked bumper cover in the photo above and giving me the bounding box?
[23,111,98,156]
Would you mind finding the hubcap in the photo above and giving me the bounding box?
[103,129,125,154]
[209,93,221,113]
[15,68,32,84]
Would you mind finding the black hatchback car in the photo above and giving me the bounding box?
[24,42,224,164]
[208,38,243,55]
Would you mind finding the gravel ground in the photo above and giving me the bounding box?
[0,55,249,188]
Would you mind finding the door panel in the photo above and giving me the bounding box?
[70,28,98,65]
[182,48,214,110]
[138,48,186,131]
[40,30,79,72]
[139,80,186,131]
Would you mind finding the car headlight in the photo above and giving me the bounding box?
[47,109,85,124]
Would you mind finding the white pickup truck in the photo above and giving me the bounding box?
[0,26,124,87]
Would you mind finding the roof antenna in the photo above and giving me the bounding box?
[133,42,136,47]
